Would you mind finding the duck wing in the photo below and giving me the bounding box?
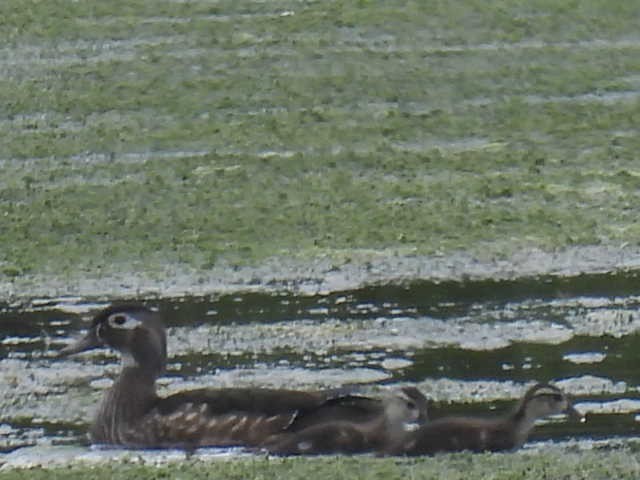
[155,387,337,416]
[286,394,385,431]
[126,387,365,448]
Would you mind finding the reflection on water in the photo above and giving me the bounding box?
[2,270,640,453]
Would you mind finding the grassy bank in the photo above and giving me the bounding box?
[1,0,639,283]
[3,446,640,480]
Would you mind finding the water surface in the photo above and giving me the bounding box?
[2,270,640,456]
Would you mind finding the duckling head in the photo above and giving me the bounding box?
[398,387,429,424]
[57,304,167,375]
[383,387,429,431]
[520,383,584,423]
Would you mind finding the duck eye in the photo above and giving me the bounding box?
[107,313,141,330]
[406,401,416,410]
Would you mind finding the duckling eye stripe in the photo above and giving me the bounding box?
[107,313,142,330]
[534,392,563,401]
[532,387,561,396]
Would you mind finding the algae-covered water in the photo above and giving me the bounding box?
[3,271,640,460]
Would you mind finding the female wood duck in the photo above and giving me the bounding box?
[260,386,429,455]
[383,383,584,456]
[57,304,421,449]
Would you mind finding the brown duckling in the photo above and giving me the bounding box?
[260,386,429,455]
[57,304,409,449]
[383,383,584,456]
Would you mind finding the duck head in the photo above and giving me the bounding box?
[396,386,429,425]
[58,304,167,375]
[519,383,584,423]
[381,386,429,436]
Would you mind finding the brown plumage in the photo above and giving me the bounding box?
[260,386,429,455]
[57,304,409,449]
[383,383,584,456]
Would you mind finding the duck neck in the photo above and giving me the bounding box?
[364,410,409,448]
[382,415,409,446]
[357,415,389,448]
[507,400,539,447]
[90,363,160,445]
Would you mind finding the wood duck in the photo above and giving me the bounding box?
[383,383,584,456]
[259,386,429,455]
[57,304,419,450]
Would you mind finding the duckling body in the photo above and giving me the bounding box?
[58,305,405,449]
[384,383,583,456]
[386,415,521,454]
[261,387,428,455]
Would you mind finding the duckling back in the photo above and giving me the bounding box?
[261,387,429,455]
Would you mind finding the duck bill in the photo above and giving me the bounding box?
[57,329,101,357]
[566,404,586,423]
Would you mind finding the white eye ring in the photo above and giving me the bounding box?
[107,313,142,330]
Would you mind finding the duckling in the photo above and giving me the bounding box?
[260,386,429,455]
[57,304,410,449]
[383,383,584,456]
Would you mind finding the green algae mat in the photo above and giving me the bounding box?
[1,0,639,288]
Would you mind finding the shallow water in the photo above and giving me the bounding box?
[2,270,640,457]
